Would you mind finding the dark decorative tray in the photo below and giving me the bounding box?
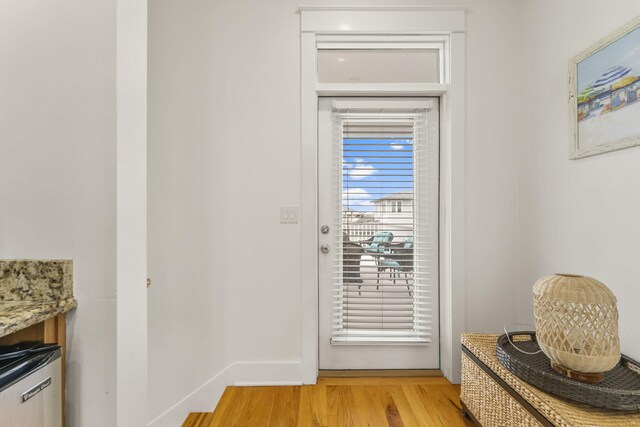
[496,331,640,411]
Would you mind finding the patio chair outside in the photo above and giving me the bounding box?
[362,231,394,253]
[378,237,414,295]
[343,232,364,285]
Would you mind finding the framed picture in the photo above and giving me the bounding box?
[569,17,640,159]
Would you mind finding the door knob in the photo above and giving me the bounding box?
[320,244,330,254]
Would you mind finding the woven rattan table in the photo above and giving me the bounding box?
[461,333,640,427]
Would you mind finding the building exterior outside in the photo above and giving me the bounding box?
[343,190,414,242]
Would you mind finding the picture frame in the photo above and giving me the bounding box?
[569,16,640,159]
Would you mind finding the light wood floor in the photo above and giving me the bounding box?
[182,377,472,427]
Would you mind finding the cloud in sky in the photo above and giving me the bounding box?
[342,188,372,207]
[344,158,376,180]
[350,164,375,179]
[389,139,409,150]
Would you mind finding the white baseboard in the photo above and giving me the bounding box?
[231,360,303,386]
[147,364,233,427]
[147,360,303,426]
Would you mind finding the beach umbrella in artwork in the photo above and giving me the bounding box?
[592,65,632,88]
[577,86,597,104]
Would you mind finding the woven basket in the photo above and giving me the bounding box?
[533,274,620,374]
[462,352,543,426]
[463,333,640,427]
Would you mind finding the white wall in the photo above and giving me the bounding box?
[116,0,148,425]
[0,1,117,425]
[147,0,231,423]
[148,0,522,420]
[463,0,521,333]
[517,0,640,362]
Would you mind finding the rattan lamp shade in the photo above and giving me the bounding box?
[533,274,620,377]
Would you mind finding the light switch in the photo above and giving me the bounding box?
[280,206,299,224]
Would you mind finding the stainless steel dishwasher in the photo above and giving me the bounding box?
[0,343,61,427]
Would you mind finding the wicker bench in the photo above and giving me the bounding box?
[461,333,640,426]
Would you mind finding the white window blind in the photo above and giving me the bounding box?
[331,102,439,344]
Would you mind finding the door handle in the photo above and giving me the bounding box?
[320,244,330,254]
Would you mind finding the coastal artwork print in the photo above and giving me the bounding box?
[570,18,640,158]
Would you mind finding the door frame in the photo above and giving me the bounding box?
[300,6,467,384]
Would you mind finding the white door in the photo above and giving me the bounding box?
[318,97,440,370]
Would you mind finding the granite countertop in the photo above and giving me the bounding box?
[0,299,77,337]
[0,260,77,338]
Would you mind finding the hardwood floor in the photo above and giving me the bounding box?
[182,378,472,427]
